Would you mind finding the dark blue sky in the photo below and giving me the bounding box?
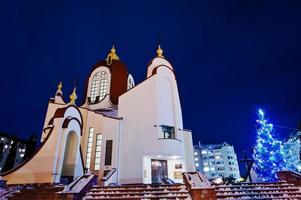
[1,0,301,161]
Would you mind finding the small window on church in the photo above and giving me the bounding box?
[128,79,134,90]
[94,134,102,170]
[162,125,175,139]
[104,140,113,166]
[90,73,100,103]
[127,74,135,90]
[85,127,94,169]
[99,71,107,100]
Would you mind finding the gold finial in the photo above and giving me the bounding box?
[157,45,164,58]
[69,87,77,105]
[106,45,120,65]
[57,81,62,92]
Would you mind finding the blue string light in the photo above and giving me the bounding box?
[253,109,286,182]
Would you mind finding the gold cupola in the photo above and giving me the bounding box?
[156,45,164,58]
[56,81,63,95]
[69,87,77,105]
[106,45,120,65]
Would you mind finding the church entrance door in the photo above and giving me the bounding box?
[151,159,168,184]
[60,132,78,184]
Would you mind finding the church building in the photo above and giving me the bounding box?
[1,45,195,185]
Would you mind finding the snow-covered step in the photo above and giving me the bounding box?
[83,184,190,200]
[216,181,301,200]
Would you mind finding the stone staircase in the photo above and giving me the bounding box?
[82,180,301,200]
[4,175,301,200]
[6,184,65,200]
[215,181,301,200]
[83,184,190,200]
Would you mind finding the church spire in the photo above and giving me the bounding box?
[69,87,77,105]
[156,45,164,58]
[106,45,120,65]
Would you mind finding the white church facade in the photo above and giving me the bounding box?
[1,46,195,185]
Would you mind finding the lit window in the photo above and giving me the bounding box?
[20,154,24,157]
[85,127,94,169]
[201,150,207,154]
[90,73,100,103]
[195,158,199,161]
[162,125,175,139]
[96,146,101,151]
[94,164,100,171]
[127,75,135,90]
[94,134,102,170]
[99,71,107,100]
[194,152,198,156]
[215,155,221,159]
[203,167,209,172]
[196,163,199,167]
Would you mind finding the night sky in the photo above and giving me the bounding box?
[1,0,301,163]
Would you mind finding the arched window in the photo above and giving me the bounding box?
[90,72,100,103]
[127,74,135,90]
[90,71,108,103]
[99,71,107,99]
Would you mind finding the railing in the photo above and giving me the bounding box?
[0,188,19,199]
[58,174,97,200]
[101,168,116,181]
[101,168,117,186]
[158,137,182,142]
[162,176,176,185]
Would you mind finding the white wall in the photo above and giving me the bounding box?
[147,57,173,78]
[167,159,185,183]
[3,107,84,184]
[41,102,66,142]
[118,59,191,184]
[99,116,120,181]
[183,130,196,172]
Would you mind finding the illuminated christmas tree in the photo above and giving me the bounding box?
[252,109,286,182]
